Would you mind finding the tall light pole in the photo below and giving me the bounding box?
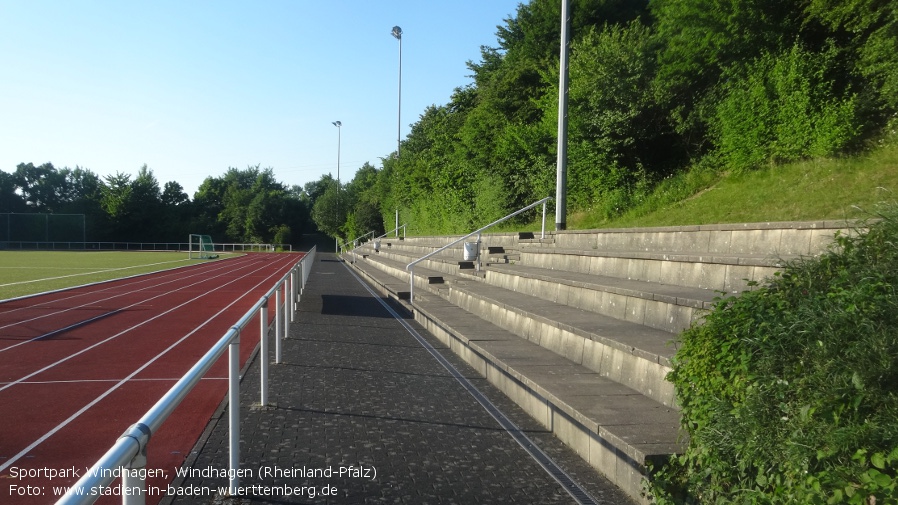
[391,26,402,158]
[332,120,341,183]
[332,120,341,252]
[555,0,570,231]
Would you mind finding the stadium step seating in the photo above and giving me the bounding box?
[344,221,850,502]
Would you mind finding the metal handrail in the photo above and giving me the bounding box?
[374,224,407,242]
[57,246,317,504]
[338,231,375,255]
[405,197,552,301]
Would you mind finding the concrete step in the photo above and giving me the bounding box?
[446,278,678,408]
[368,244,714,335]
[485,262,716,333]
[348,257,682,503]
[520,247,786,293]
[372,247,477,278]
[552,220,848,256]
[350,249,678,408]
[346,250,451,299]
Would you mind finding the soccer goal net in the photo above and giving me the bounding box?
[188,234,219,259]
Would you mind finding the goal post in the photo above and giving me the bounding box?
[188,234,219,259]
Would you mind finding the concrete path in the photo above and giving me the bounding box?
[167,254,635,504]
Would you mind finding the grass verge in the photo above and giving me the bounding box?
[579,141,898,229]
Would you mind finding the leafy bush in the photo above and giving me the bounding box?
[649,205,898,504]
[712,44,860,172]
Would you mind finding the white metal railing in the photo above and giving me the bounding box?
[339,231,376,264]
[376,224,406,242]
[405,197,552,301]
[56,245,317,505]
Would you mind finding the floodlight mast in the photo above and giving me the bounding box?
[391,26,402,157]
[555,0,570,230]
[332,120,341,183]
[333,120,342,253]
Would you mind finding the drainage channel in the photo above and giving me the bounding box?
[342,261,601,505]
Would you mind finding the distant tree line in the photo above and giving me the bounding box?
[0,162,313,245]
[318,0,898,239]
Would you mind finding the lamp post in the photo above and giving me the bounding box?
[332,120,341,183]
[391,26,402,157]
[555,0,570,231]
[332,120,341,252]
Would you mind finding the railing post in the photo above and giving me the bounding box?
[542,199,547,239]
[260,299,268,406]
[228,329,241,495]
[275,289,282,364]
[291,268,297,316]
[302,256,309,294]
[283,280,290,340]
[409,266,415,302]
[120,423,151,505]
[476,232,482,272]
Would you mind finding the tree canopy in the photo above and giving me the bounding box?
[2,162,311,246]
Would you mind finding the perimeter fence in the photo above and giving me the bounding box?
[56,245,317,505]
[0,213,85,243]
[0,242,292,252]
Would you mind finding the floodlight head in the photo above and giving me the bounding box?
[332,121,341,127]
[391,26,402,40]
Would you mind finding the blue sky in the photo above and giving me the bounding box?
[0,0,524,196]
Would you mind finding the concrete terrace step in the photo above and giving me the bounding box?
[485,262,717,333]
[520,247,788,293]
[356,243,682,404]
[366,243,716,335]
[348,258,683,502]
[372,246,476,278]
[351,251,451,297]
[445,277,678,407]
[553,220,848,256]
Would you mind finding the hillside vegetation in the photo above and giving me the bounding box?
[574,135,898,229]
[315,0,898,241]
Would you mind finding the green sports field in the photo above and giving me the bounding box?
[0,251,238,300]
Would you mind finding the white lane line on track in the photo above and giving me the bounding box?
[0,255,257,329]
[1,377,227,386]
[0,255,295,474]
[0,257,263,352]
[0,255,290,390]
[0,259,195,287]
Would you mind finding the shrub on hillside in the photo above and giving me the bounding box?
[649,205,898,504]
[712,44,860,172]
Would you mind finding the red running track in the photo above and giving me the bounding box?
[0,252,304,504]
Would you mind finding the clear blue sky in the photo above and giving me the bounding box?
[0,0,524,196]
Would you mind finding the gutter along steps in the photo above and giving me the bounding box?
[344,222,848,503]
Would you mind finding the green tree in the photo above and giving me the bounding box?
[311,180,346,239]
[161,181,188,207]
[129,165,163,239]
[0,169,27,213]
[712,45,860,171]
[651,0,803,151]
[14,162,68,211]
[563,21,669,214]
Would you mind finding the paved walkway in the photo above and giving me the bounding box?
[168,254,634,504]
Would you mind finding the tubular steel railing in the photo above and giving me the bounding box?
[405,197,552,302]
[376,224,406,242]
[56,245,318,505]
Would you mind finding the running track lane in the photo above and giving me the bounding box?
[0,252,304,504]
